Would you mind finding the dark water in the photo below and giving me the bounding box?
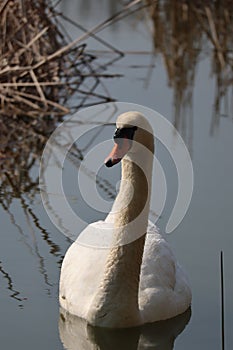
[1,1,233,349]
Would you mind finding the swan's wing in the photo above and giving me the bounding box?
[59,221,112,319]
[141,225,176,291]
[139,223,192,322]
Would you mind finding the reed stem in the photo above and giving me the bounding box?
[220,250,225,350]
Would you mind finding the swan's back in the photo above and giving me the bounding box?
[60,221,191,323]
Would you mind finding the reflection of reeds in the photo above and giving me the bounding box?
[0,260,26,307]
[147,0,233,139]
[147,1,200,149]
[191,3,233,134]
[0,117,47,197]
[0,182,71,308]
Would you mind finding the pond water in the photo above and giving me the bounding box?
[1,1,233,349]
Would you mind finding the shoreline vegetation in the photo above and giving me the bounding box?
[0,0,232,191]
[0,0,122,118]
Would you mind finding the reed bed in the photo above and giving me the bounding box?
[0,0,122,195]
[0,0,119,118]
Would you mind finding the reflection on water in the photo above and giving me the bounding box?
[0,260,26,307]
[71,0,120,19]
[0,189,65,306]
[60,0,233,144]
[59,307,191,350]
[0,111,116,310]
[147,0,233,138]
[0,115,65,307]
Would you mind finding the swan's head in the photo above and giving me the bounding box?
[105,111,154,167]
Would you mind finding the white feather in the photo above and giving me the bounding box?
[60,221,191,323]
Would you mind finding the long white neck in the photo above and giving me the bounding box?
[87,148,153,328]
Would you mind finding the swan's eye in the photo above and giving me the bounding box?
[114,128,122,139]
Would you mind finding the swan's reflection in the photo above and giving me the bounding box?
[59,307,191,350]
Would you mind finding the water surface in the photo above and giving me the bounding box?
[0,1,232,349]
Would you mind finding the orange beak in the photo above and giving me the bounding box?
[105,138,131,167]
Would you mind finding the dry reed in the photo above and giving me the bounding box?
[0,0,120,118]
[0,0,122,194]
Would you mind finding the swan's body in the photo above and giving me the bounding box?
[59,111,191,328]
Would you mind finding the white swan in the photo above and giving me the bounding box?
[59,111,191,328]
